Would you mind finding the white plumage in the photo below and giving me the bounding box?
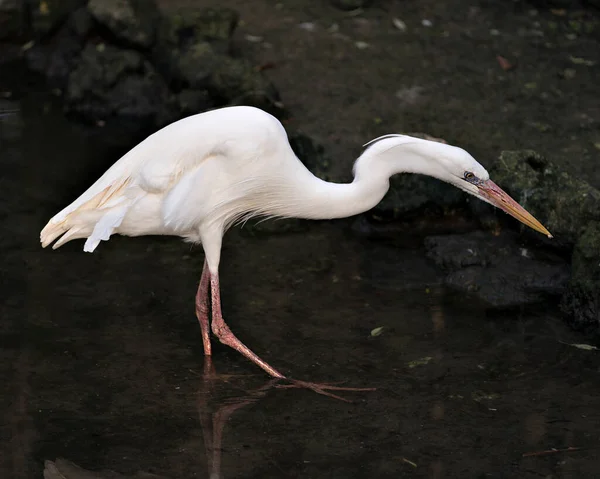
[42,107,300,254]
[40,106,550,391]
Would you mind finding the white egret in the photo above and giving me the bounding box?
[40,106,551,389]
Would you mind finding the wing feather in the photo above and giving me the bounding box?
[40,106,286,250]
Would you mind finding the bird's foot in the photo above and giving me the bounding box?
[275,378,376,402]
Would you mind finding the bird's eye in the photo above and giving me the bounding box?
[464,171,476,181]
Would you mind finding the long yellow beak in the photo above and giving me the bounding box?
[477,180,552,238]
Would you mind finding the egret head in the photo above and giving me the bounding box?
[435,143,552,238]
[363,135,552,238]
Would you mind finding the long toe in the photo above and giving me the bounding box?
[275,378,376,402]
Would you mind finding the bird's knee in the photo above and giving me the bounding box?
[212,321,234,345]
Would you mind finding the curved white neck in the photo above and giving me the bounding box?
[276,141,438,220]
[293,173,389,220]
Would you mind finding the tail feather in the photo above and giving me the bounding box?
[52,227,86,250]
[40,221,68,248]
[40,177,136,252]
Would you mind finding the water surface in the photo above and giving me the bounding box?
[2,99,599,479]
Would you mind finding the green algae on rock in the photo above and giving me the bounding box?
[484,150,600,244]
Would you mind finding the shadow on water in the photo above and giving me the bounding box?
[3,97,600,479]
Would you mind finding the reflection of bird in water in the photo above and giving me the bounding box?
[43,360,279,479]
[197,358,278,479]
[40,106,551,395]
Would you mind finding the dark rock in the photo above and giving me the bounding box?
[176,41,220,89]
[209,56,283,117]
[425,231,570,308]
[571,221,600,283]
[473,150,600,245]
[24,8,91,88]
[88,0,160,50]
[372,174,464,222]
[155,38,283,117]
[68,5,93,37]
[330,0,373,11]
[289,132,331,181]
[29,0,87,37]
[177,89,213,116]
[187,6,238,55]
[0,0,26,40]
[560,221,600,335]
[65,43,177,128]
[152,5,283,118]
[561,282,600,334]
[158,7,238,55]
[153,6,239,87]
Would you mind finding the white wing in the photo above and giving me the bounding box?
[40,106,286,252]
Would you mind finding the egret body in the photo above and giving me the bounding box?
[41,106,551,385]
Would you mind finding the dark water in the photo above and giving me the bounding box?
[2,99,600,479]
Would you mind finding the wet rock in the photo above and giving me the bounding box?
[571,222,600,283]
[65,43,177,128]
[68,4,92,37]
[24,8,92,88]
[472,150,600,245]
[0,0,26,40]
[330,0,373,11]
[88,0,160,50]
[158,6,239,54]
[209,56,283,116]
[161,48,283,116]
[560,221,600,335]
[29,0,87,37]
[152,6,282,117]
[176,41,220,89]
[15,1,281,124]
[561,282,600,335]
[180,6,239,54]
[425,231,570,308]
[153,6,238,87]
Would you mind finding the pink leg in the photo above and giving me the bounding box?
[195,260,212,356]
[209,273,286,379]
